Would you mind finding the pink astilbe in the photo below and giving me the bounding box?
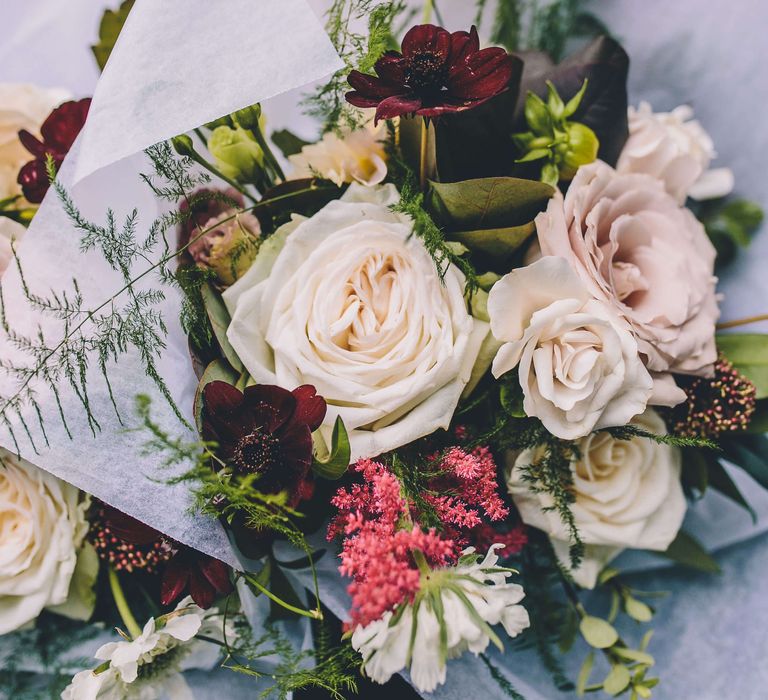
[328,459,455,628]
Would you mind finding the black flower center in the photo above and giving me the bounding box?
[233,429,282,474]
[405,51,447,91]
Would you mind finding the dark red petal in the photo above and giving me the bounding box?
[345,92,382,109]
[17,159,50,204]
[278,423,313,476]
[375,94,423,123]
[203,381,252,443]
[347,70,404,99]
[188,569,216,609]
[104,508,163,545]
[374,51,408,85]
[449,49,514,100]
[160,558,190,606]
[40,98,91,153]
[17,129,47,158]
[243,384,296,432]
[203,381,244,415]
[198,556,233,594]
[290,385,326,432]
[448,25,480,65]
[401,24,451,63]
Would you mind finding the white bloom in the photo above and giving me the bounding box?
[0,83,69,201]
[224,184,487,460]
[488,256,653,440]
[288,121,387,187]
[617,102,734,202]
[0,448,89,634]
[507,409,686,588]
[352,545,530,693]
[61,596,231,699]
[1,216,26,276]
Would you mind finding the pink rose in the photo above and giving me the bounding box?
[535,161,719,405]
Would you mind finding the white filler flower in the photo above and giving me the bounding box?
[351,545,530,693]
[61,596,230,700]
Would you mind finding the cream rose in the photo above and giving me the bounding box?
[0,448,90,634]
[224,184,487,459]
[288,121,387,187]
[618,102,734,202]
[507,409,686,588]
[536,161,719,404]
[488,256,652,440]
[1,217,26,276]
[0,84,69,201]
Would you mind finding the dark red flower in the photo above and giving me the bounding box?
[88,501,233,609]
[346,25,514,122]
[16,98,91,203]
[202,381,326,504]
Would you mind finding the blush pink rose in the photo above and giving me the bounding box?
[535,161,719,405]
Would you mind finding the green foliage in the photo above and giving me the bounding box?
[657,530,721,573]
[699,198,764,267]
[270,129,310,159]
[479,653,527,699]
[91,0,135,71]
[311,416,352,480]
[600,424,718,451]
[716,333,768,399]
[303,0,405,132]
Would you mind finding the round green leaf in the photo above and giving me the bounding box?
[603,665,631,696]
[624,595,653,623]
[579,615,619,649]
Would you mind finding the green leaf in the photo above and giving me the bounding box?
[747,399,768,433]
[576,651,594,697]
[193,358,239,432]
[703,198,763,265]
[716,333,768,399]
[623,595,653,623]
[657,530,721,573]
[703,452,756,522]
[603,665,631,695]
[579,615,619,649]
[613,647,655,666]
[721,433,768,489]
[450,222,537,259]
[200,282,244,373]
[563,78,589,118]
[271,129,310,158]
[48,542,99,622]
[91,0,135,71]
[312,416,351,480]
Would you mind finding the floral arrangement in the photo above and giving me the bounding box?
[2,2,768,699]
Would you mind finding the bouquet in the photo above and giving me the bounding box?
[2,1,767,699]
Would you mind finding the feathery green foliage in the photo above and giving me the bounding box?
[303,0,406,132]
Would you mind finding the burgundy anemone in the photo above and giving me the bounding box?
[89,501,232,609]
[202,381,327,504]
[346,24,515,122]
[16,98,91,203]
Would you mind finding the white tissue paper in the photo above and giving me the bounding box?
[0,0,342,566]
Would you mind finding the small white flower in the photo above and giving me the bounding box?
[61,596,232,699]
[351,545,530,693]
[288,121,387,187]
[618,102,734,202]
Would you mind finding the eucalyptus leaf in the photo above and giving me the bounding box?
[613,647,655,666]
[200,282,244,373]
[657,530,721,573]
[623,595,653,623]
[579,615,619,649]
[576,651,594,696]
[603,665,631,695]
[312,416,351,480]
[716,333,768,398]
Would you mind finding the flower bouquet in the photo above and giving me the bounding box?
[2,1,768,699]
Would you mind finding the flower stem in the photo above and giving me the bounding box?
[716,313,768,330]
[419,119,428,192]
[422,0,433,23]
[412,548,431,576]
[108,567,143,639]
[242,571,323,620]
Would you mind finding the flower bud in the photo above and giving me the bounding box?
[207,126,264,184]
[232,103,262,131]
[171,134,195,159]
[189,209,261,287]
[560,122,600,179]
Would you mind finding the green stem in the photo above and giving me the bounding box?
[185,149,258,204]
[412,548,431,576]
[419,119,428,192]
[717,312,768,330]
[422,0,434,23]
[108,567,142,639]
[243,572,322,619]
[250,126,286,183]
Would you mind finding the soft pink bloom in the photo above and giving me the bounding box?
[535,161,719,405]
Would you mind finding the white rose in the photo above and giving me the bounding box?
[507,409,686,588]
[0,448,90,634]
[488,256,652,440]
[1,216,26,276]
[617,101,734,202]
[288,121,387,187]
[0,83,69,201]
[224,184,487,460]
